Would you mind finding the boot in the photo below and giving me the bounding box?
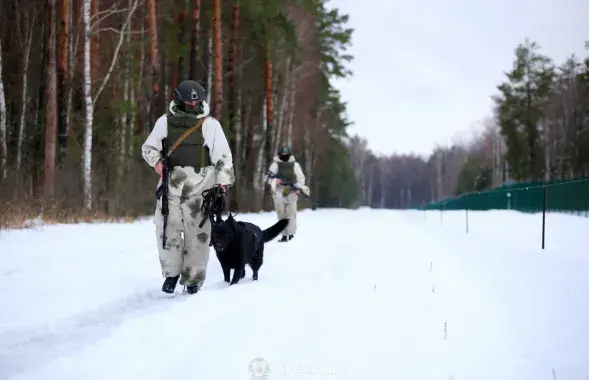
[162,275,180,294]
[278,235,288,243]
[288,235,294,241]
[185,284,200,294]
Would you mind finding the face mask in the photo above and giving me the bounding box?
[279,154,290,162]
[184,101,203,114]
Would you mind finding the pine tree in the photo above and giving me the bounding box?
[493,39,555,181]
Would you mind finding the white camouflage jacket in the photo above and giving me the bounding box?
[141,100,235,199]
[267,154,310,196]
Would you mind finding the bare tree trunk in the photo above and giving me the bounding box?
[175,4,187,84]
[303,118,313,185]
[44,0,58,200]
[0,37,6,181]
[147,0,161,125]
[367,162,374,206]
[93,0,140,106]
[119,0,133,187]
[275,57,291,150]
[379,159,386,208]
[82,0,93,209]
[90,0,99,83]
[206,34,212,105]
[65,0,77,145]
[188,0,201,80]
[263,51,274,162]
[16,19,35,173]
[262,49,274,208]
[255,104,267,207]
[228,1,240,179]
[84,0,140,210]
[244,99,255,187]
[57,0,70,166]
[212,0,222,120]
[132,12,145,144]
[286,72,295,148]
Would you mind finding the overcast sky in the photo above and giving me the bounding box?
[327,0,589,157]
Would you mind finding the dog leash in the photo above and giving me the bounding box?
[200,186,227,228]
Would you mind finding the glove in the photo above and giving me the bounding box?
[155,160,163,176]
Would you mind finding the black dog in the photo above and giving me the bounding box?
[211,214,289,285]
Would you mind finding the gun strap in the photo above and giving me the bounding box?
[167,116,208,156]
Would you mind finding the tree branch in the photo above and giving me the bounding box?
[91,3,137,32]
[222,55,257,80]
[93,27,146,35]
[93,0,140,107]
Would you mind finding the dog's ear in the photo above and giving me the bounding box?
[228,216,237,233]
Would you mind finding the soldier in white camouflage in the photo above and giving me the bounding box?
[266,147,310,242]
[142,80,235,294]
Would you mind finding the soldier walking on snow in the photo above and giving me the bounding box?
[266,147,310,242]
[142,80,235,294]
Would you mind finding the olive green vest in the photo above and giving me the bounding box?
[277,161,297,183]
[165,113,211,168]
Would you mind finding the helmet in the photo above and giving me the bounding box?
[173,80,206,114]
[278,146,291,162]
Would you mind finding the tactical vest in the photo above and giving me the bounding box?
[276,161,297,183]
[165,113,211,168]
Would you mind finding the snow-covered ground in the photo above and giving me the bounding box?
[1,208,588,380]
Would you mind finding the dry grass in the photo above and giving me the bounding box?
[0,200,146,230]
[0,188,315,231]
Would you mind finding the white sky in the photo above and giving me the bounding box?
[328,0,589,157]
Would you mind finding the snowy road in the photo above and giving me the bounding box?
[1,209,588,379]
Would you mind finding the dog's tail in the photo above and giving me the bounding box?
[262,219,289,243]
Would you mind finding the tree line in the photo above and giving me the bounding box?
[347,39,589,209]
[0,2,585,226]
[0,0,358,226]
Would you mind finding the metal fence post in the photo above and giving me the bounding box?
[465,194,469,234]
[542,185,547,250]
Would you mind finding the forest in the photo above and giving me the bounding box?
[347,40,589,209]
[0,0,357,227]
[0,1,587,228]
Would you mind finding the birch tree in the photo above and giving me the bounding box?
[16,12,36,173]
[82,0,141,210]
[0,37,6,181]
[45,0,58,199]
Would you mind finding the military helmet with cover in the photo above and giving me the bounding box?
[173,80,206,114]
[277,146,292,162]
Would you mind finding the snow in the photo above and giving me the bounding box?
[1,209,588,380]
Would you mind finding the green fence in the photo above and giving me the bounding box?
[417,178,589,215]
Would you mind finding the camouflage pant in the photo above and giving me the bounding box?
[154,192,211,287]
[272,190,298,236]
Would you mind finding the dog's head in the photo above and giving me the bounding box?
[211,214,238,252]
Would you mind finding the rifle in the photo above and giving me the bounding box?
[156,138,170,250]
[266,170,317,210]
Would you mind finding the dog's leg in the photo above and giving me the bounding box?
[250,260,260,281]
[221,263,231,283]
[230,266,244,285]
[250,246,263,281]
[241,268,246,279]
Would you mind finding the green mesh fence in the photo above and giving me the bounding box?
[417,178,589,215]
